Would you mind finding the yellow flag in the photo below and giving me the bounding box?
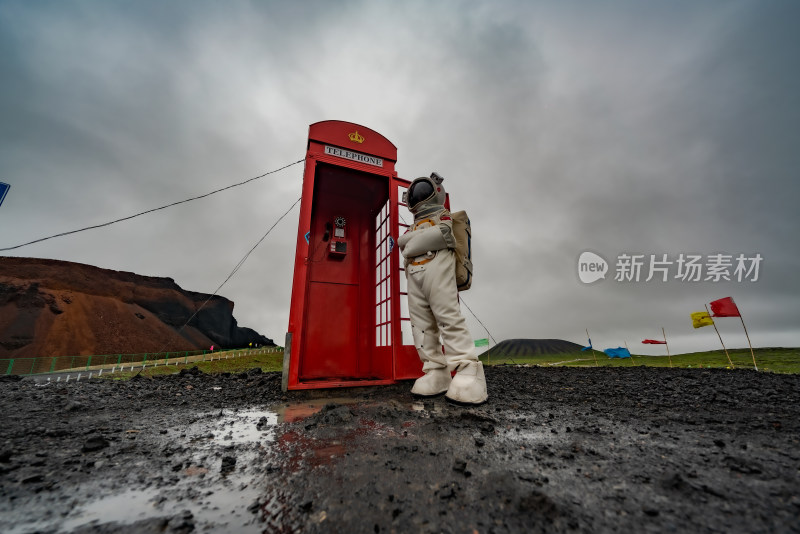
[691,311,714,329]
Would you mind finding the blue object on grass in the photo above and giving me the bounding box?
[603,347,631,359]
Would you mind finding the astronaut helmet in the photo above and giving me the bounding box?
[405,172,447,213]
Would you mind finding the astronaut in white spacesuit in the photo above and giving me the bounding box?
[397,173,488,405]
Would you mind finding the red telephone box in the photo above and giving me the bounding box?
[282,120,423,390]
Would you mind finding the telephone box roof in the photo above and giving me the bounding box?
[308,120,397,162]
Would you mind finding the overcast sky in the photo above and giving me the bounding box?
[1,0,798,355]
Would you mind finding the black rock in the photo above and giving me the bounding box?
[453,459,467,472]
[82,435,110,452]
[220,455,236,473]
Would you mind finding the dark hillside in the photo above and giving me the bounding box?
[0,257,273,357]
[479,338,584,358]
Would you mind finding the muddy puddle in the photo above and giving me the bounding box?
[6,395,428,533]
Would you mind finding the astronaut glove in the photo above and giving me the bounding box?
[400,226,448,258]
[397,231,414,252]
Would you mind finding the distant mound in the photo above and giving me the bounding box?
[478,338,584,358]
[0,257,274,358]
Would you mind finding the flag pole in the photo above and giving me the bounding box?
[706,303,733,369]
[662,327,672,368]
[738,310,758,371]
[586,328,598,367]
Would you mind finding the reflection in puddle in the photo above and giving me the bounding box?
[272,396,446,424]
[410,400,445,417]
[57,480,265,533]
[60,489,161,531]
[272,397,361,423]
[310,441,347,460]
[188,408,278,446]
[218,408,277,445]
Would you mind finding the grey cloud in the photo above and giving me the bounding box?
[0,0,797,355]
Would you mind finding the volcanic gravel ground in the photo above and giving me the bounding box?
[1,366,799,533]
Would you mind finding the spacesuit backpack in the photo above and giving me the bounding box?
[451,210,472,291]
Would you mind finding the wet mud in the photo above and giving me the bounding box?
[1,366,799,533]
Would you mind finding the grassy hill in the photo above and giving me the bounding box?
[478,346,800,374]
[477,338,584,359]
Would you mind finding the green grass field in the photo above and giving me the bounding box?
[479,347,800,374]
[101,349,285,380]
[100,347,800,380]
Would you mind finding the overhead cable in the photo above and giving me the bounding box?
[158,196,302,352]
[0,158,305,252]
[459,295,515,364]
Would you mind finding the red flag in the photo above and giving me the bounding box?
[710,296,741,317]
[642,339,667,344]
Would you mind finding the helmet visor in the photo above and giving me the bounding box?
[407,180,435,210]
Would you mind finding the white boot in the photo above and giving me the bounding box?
[445,361,488,405]
[410,368,452,397]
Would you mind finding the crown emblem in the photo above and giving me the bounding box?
[348,130,364,144]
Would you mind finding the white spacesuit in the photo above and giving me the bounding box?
[397,173,488,405]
